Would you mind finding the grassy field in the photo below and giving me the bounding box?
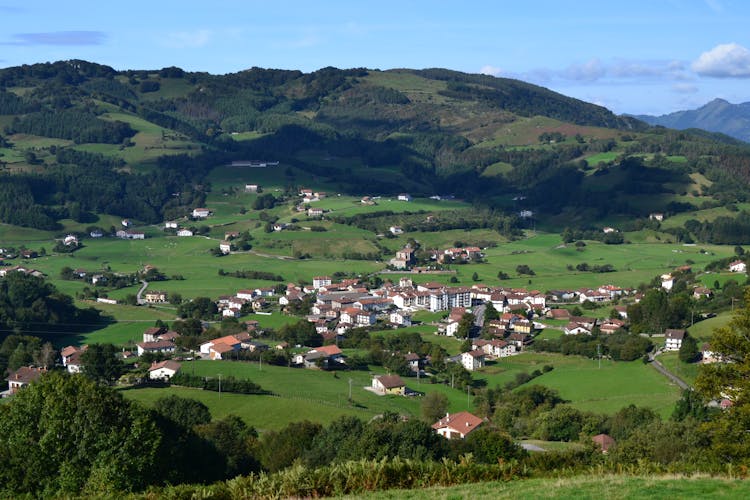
[349,474,750,499]
[475,353,681,418]
[658,352,700,386]
[122,359,474,430]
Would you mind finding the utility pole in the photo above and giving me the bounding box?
[348,378,352,401]
[218,373,222,398]
[597,344,601,369]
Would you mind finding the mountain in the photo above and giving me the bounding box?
[2,60,750,232]
[636,98,750,142]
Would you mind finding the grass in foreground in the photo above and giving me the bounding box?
[347,474,750,499]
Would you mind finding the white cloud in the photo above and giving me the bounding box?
[164,29,212,49]
[692,43,750,77]
[671,83,699,94]
[479,65,502,77]
[560,59,605,82]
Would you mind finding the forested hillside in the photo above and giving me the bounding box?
[2,60,750,240]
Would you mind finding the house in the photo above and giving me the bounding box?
[116,230,145,240]
[432,411,484,439]
[693,287,713,300]
[397,193,412,202]
[89,229,104,238]
[389,226,404,235]
[473,339,516,358]
[649,213,665,222]
[224,231,240,240]
[389,311,412,327]
[164,221,178,229]
[361,196,375,205]
[219,241,232,254]
[121,219,132,227]
[136,340,176,356]
[592,434,616,453]
[729,260,747,273]
[63,235,78,246]
[245,184,259,193]
[144,291,168,303]
[148,360,182,381]
[547,309,571,320]
[564,322,592,335]
[390,246,416,269]
[339,307,376,327]
[461,350,486,371]
[702,343,721,364]
[602,227,617,234]
[307,207,324,217]
[661,273,675,290]
[142,326,168,342]
[192,208,210,218]
[312,276,332,289]
[199,334,245,360]
[177,229,194,237]
[404,352,422,372]
[294,345,345,369]
[6,366,44,394]
[665,329,686,351]
[507,333,533,349]
[371,374,406,395]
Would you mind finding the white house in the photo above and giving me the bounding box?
[432,411,484,439]
[219,241,232,254]
[192,208,210,218]
[389,226,404,235]
[660,274,674,291]
[63,235,78,246]
[665,329,686,351]
[245,184,259,193]
[148,360,182,381]
[729,260,747,273]
[165,221,178,229]
[461,350,486,371]
[177,229,194,237]
[397,193,412,202]
[389,311,412,326]
[136,340,176,356]
[312,276,332,289]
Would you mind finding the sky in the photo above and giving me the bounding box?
[2,0,750,115]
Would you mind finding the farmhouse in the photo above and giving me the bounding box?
[148,360,182,381]
[389,226,404,235]
[144,290,168,303]
[649,213,665,222]
[461,350,486,371]
[294,345,345,369]
[371,374,406,395]
[307,207,324,217]
[592,433,616,453]
[665,329,686,351]
[89,229,104,238]
[200,334,247,360]
[432,411,484,439]
[136,340,176,356]
[397,193,412,201]
[63,234,78,246]
[116,230,145,240]
[729,260,747,273]
[219,241,232,254]
[165,221,178,229]
[6,366,45,394]
[192,208,210,218]
[177,229,194,237]
[244,184,259,193]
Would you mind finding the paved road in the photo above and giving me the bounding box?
[136,280,148,305]
[649,350,690,390]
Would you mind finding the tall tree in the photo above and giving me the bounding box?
[81,343,124,384]
[421,391,449,423]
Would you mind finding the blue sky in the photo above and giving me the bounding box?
[2,0,750,115]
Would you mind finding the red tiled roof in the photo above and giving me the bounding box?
[432,411,483,434]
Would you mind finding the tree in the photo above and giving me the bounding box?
[0,372,163,496]
[465,427,527,463]
[515,264,535,276]
[421,391,449,423]
[456,312,475,339]
[153,395,212,428]
[678,334,700,363]
[696,289,750,462]
[471,271,479,281]
[81,343,124,384]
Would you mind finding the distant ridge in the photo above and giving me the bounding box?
[635,98,750,143]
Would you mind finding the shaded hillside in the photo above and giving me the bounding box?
[2,60,750,232]
[637,98,750,143]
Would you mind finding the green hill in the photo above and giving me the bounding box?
[2,60,750,240]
